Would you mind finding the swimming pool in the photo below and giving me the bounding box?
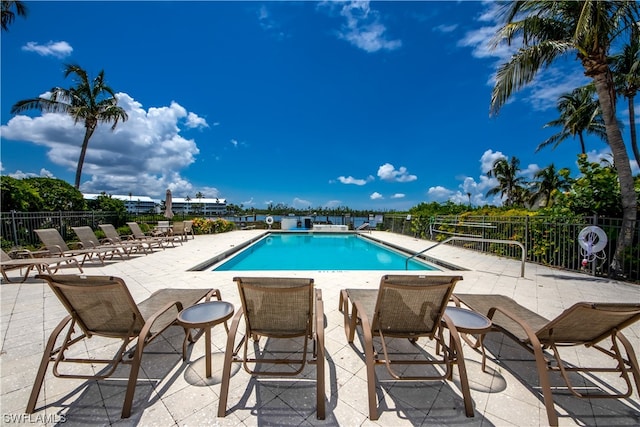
[211,233,439,271]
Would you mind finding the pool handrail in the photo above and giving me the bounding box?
[405,236,526,277]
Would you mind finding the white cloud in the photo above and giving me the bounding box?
[321,1,401,53]
[434,24,458,33]
[0,93,209,198]
[22,41,73,58]
[479,149,505,174]
[427,186,454,202]
[231,139,239,147]
[390,193,405,199]
[324,199,342,208]
[377,163,417,182]
[337,175,373,185]
[292,197,312,208]
[370,192,383,200]
[8,168,54,179]
[185,112,209,129]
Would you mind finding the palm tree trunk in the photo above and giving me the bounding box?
[578,132,586,154]
[592,71,637,278]
[628,96,640,167]
[74,125,96,189]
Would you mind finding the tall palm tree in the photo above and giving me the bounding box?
[529,164,572,208]
[11,64,128,189]
[489,1,639,278]
[1,0,27,31]
[538,85,606,154]
[486,156,528,207]
[611,32,640,166]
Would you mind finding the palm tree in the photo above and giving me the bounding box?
[538,85,606,154]
[1,1,27,31]
[529,164,572,208]
[489,1,639,278]
[486,156,528,207]
[11,64,128,189]
[611,32,640,166]
[195,191,204,214]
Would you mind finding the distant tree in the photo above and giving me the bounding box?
[538,85,606,154]
[11,64,128,189]
[611,32,640,166]
[529,164,572,208]
[87,192,126,214]
[1,1,27,31]
[486,157,528,207]
[24,177,86,211]
[0,176,42,211]
[489,0,639,277]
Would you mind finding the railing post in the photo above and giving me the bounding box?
[11,210,18,246]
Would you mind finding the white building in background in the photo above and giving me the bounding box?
[83,194,159,214]
[171,197,227,216]
[83,194,228,216]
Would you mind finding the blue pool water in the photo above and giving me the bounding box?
[213,233,438,271]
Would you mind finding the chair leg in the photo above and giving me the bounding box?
[315,292,326,420]
[218,310,243,417]
[531,338,559,427]
[357,311,378,420]
[121,324,153,418]
[615,331,640,396]
[26,316,72,413]
[442,316,474,417]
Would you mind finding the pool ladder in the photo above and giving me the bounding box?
[405,236,526,277]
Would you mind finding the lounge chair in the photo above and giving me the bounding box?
[184,220,195,239]
[171,221,188,242]
[98,224,155,252]
[1,249,83,283]
[452,294,640,427]
[218,277,325,419]
[71,226,147,257]
[34,228,121,266]
[27,274,219,418]
[126,222,175,248]
[339,274,471,420]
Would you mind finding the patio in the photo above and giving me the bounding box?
[1,230,639,426]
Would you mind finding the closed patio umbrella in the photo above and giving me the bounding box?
[164,189,174,219]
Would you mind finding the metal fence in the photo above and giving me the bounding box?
[383,214,639,283]
[2,210,638,283]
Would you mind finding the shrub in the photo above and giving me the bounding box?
[192,218,234,234]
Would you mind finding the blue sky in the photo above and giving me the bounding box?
[1,1,638,211]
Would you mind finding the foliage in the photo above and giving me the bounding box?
[1,177,85,212]
[1,1,28,31]
[24,177,86,211]
[552,155,624,217]
[87,192,126,213]
[191,218,233,234]
[1,176,42,211]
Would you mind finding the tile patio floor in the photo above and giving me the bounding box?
[1,230,639,426]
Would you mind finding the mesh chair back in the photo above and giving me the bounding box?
[35,229,71,252]
[536,302,640,344]
[372,275,461,338]
[72,226,102,248]
[99,224,123,242]
[235,277,314,337]
[43,275,145,338]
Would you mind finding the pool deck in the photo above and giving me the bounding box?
[1,230,639,426]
